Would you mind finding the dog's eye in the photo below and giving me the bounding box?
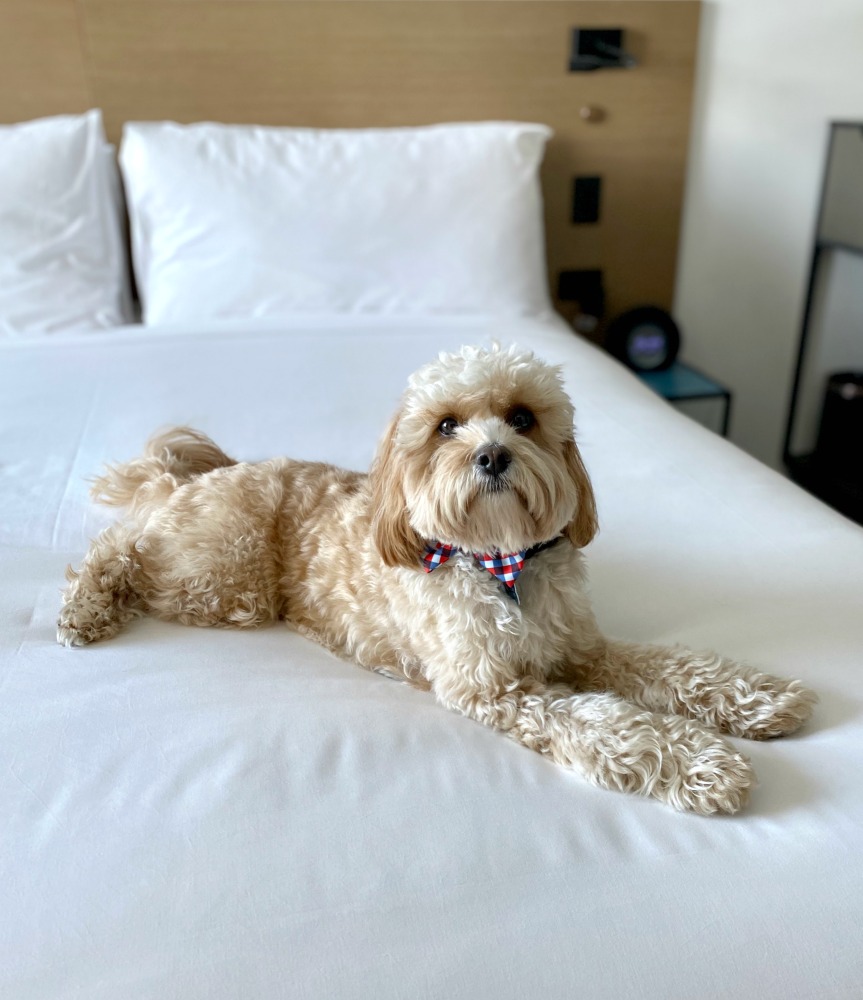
[508,407,535,433]
[438,417,459,437]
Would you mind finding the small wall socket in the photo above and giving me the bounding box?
[557,269,605,318]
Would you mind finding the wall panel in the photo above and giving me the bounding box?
[3,0,701,324]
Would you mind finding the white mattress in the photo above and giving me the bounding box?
[2,315,862,1000]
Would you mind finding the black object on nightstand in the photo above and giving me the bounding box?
[636,361,732,437]
[786,371,863,524]
[604,306,681,372]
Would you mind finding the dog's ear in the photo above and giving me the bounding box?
[562,439,598,548]
[369,413,423,569]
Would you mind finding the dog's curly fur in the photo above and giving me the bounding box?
[58,345,816,814]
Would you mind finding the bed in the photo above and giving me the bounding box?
[2,101,863,1000]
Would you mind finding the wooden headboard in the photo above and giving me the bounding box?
[0,0,700,328]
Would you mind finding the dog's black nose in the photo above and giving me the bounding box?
[475,444,512,477]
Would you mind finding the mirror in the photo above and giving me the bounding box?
[819,125,863,250]
[785,125,863,456]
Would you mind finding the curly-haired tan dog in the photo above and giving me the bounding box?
[58,345,815,814]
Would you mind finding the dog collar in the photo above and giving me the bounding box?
[421,536,562,604]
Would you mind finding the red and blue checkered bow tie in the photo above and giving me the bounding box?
[422,543,527,601]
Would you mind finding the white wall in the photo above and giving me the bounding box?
[673,0,863,468]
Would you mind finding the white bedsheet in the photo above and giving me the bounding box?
[1,315,862,1000]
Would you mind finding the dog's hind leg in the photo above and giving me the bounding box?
[57,524,144,647]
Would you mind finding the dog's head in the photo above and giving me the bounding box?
[370,345,598,567]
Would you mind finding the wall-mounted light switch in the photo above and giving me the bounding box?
[568,28,636,72]
[572,176,602,224]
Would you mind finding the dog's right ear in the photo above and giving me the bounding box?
[562,438,599,549]
[369,413,423,569]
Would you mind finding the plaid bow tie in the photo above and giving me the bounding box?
[422,542,527,602]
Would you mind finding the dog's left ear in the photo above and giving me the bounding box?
[562,439,599,548]
[369,413,423,569]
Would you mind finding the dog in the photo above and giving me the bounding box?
[58,344,815,814]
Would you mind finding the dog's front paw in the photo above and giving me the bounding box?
[591,713,754,815]
[658,719,754,815]
[712,673,817,741]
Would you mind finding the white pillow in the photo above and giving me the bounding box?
[119,121,553,324]
[0,111,134,336]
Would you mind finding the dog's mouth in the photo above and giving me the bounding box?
[464,473,516,520]
[478,475,511,495]
[445,470,540,553]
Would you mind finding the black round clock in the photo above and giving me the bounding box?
[603,306,681,373]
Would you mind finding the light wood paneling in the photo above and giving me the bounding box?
[0,0,92,122]
[2,0,701,324]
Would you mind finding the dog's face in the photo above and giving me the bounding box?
[371,346,598,566]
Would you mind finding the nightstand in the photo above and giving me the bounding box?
[636,361,732,437]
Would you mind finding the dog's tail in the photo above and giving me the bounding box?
[90,426,237,509]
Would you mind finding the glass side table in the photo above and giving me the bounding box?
[636,361,732,437]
